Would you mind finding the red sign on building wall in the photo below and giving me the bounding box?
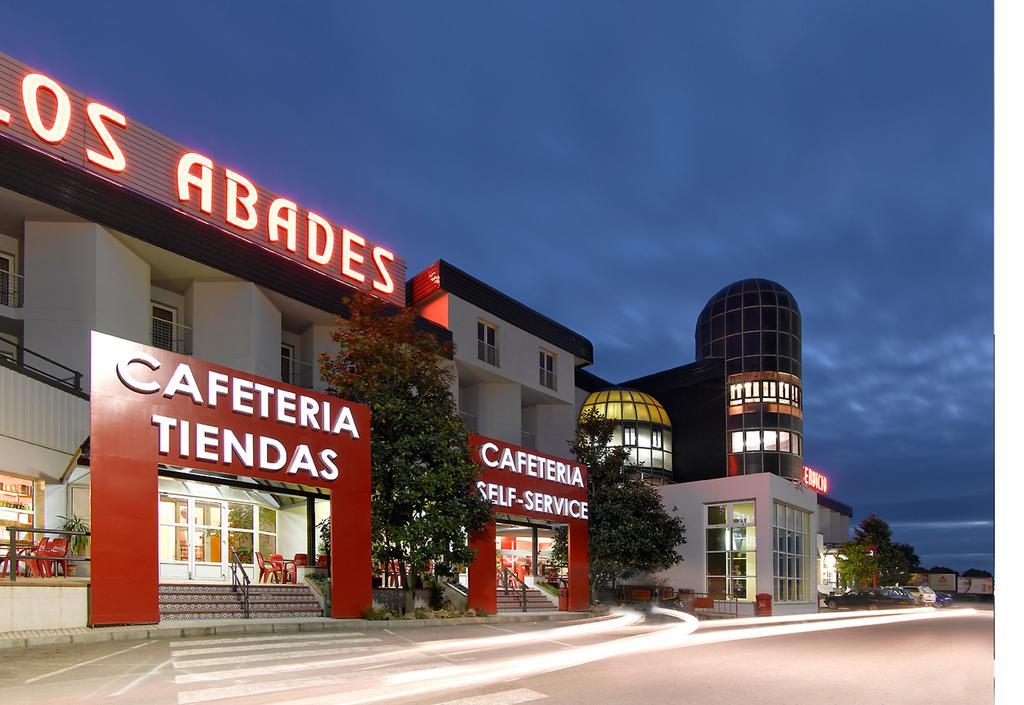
[89,331,372,625]
[467,435,589,613]
[802,465,829,494]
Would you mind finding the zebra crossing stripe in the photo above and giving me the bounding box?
[169,631,366,648]
[174,645,384,669]
[172,636,380,657]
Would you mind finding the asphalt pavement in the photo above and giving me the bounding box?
[0,605,993,705]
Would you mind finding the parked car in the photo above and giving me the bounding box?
[900,585,937,606]
[934,592,955,608]
[825,588,917,610]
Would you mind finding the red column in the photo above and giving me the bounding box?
[89,454,159,626]
[468,521,497,614]
[567,520,589,611]
[330,488,372,618]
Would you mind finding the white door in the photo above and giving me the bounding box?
[158,495,229,581]
[191,499,227,581]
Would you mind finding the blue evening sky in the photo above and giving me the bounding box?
[0,2,993,571]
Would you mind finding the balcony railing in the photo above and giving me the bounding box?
[281,357,313,388]
[460,411,478,434]
[477,341,499,367]
[0,342,84,393]
[152,317,193,355]
[0,271,23,308]
[539,368,557,391]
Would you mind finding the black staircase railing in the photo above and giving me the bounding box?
[230,548,251,619]
[501,566,528,612]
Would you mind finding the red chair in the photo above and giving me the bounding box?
[256,552,284,583]
[285,554,308,584]
[25,538,51,577]
[269,554,287,583]
[44,538,69,577]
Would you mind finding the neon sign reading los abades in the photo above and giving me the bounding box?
[802,465,829,494]
[0,51,404,305]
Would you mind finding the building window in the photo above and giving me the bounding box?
[280,344,295,382]
[477,321,498,366]
[151,304,177,352]
[706,501,756,600]
[1,251,18,307]
[727,377,801,408]
[539,350,556,390]
[730,430,802,456]
[652,428,663,449]
[623,424,638,446]
[773,502,812,602]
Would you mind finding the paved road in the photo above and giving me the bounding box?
[0,606,993,705]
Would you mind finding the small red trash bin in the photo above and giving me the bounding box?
[558,586,568,611]
[755,592,772,616]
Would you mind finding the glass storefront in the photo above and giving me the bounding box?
[773,501,812,602]
[705,501,756,600]
[157,478,281,581]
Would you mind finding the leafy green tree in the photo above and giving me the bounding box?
[320,293,492,613]
[552,409,686,597]
[846,514,920,585]
[836,541,876,589]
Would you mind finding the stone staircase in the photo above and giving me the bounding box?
[159,583,323,620]
[496,587,558,613]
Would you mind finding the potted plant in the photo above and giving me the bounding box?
[58,514,90,576]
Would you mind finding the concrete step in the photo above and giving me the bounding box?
[158,582,323,620]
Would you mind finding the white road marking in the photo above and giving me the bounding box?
[172,636,380,657]
[174,647,398,684]
[176,664,441,705]
[478,623,573,649]
[174,645,385,669]
[24,641,153,684]
[107,657,172,698]
[433,688,547,705]
[170,631,365,648]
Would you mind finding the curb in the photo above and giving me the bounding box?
[0,611,603,650]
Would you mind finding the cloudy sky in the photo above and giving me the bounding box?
[2,2,993,570]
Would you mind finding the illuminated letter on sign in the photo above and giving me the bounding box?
[22,73,71,144]
[85,103,128,173]
[177,153,214,214]
[307,212,334,266]
[225,169,259,231]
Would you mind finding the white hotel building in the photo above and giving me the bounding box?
[0,50,849,629]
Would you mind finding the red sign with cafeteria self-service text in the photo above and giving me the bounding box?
[88,331,372,625]
[469,435,588,523]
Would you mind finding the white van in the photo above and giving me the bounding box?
[901,585,937,605]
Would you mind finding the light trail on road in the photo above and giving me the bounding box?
[171,607,983,705]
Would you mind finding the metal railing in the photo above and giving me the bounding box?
[521,430,536,449]
[500,566,528,612]
[4,527,90,581]
[281,357,313,389]
[229,547,251,619]
[151,317,193,355]
[539,368,557,391]
[0,271,23,308]
[0,343,84,393]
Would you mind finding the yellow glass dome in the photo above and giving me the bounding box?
[579,388,671,427]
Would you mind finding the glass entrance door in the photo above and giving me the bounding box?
[158,495,228,581]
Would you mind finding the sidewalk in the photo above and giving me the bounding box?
[0,610,595,650]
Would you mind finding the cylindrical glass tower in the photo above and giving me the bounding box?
[695,279,803,479]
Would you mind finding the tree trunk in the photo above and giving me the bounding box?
[399,561,415,614]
